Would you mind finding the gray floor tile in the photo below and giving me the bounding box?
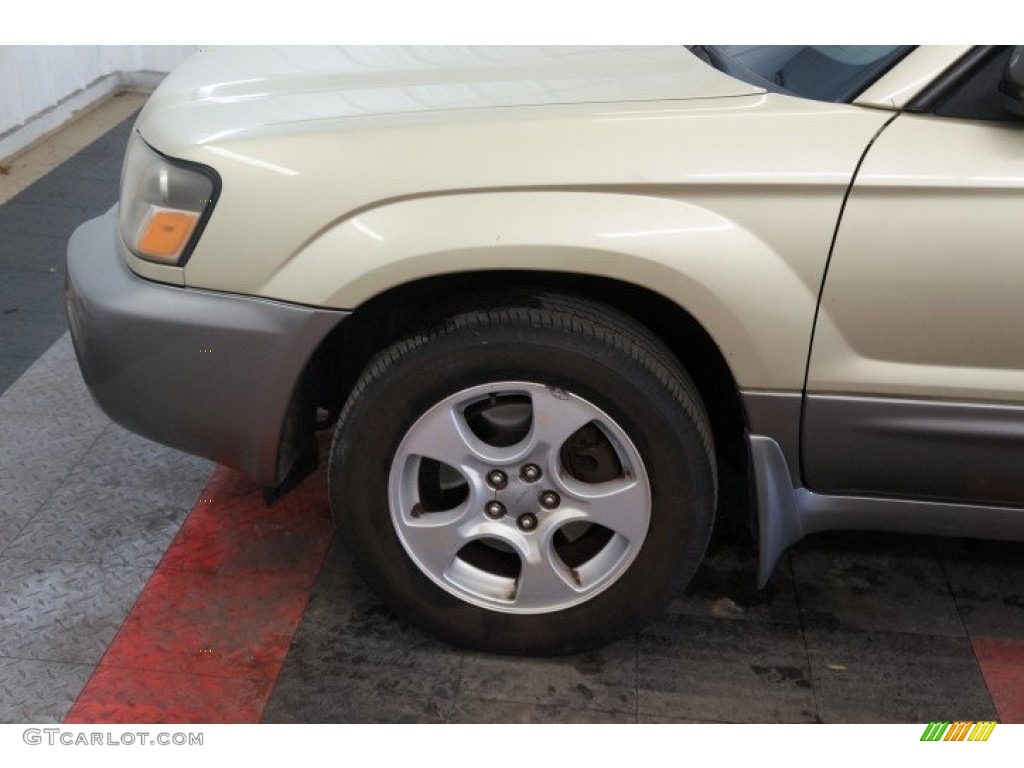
[638,614,816,723]
[449,697,635,723]
[0,269,66,315]
[806,627,997,723]
[262,676,449,723]
[5,482,190,568]
[0,558,150,663]
[790,544,964,637]
[15,175,118,212]
[638,714,733,723]
[20,240,67,275]
[65,424,213,500]
[57,153,122,184]
[0,233,61,272]
[0,202,94,239]
[0,413,106,483]
[669,541,799,625]
[0,658,93,724]
[0,344,106,424]
[0,480,59,551]
[457,640,637,715]
[295,608,463,700]
[0,310,70,361]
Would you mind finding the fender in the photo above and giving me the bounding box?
[260,190,819,393]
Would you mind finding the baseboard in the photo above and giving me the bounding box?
[0,70,166,164]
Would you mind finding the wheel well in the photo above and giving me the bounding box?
[304,271,751,523]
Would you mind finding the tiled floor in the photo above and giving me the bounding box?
[1,103,1023,725]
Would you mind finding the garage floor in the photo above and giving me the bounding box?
[1,104,1022,724]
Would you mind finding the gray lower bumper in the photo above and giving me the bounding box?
[66,207,348,486]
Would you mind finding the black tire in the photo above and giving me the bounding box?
[329,291,716,655]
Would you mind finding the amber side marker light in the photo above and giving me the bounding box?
[137,208,200,260]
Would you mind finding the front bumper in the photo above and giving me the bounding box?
[66,207,348,486]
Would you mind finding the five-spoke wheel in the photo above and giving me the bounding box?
[389,382,651,613]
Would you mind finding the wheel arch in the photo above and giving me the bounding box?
[296,270,753,531]
[260,189,815,394]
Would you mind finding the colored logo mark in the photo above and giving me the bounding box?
[920,721,997,742]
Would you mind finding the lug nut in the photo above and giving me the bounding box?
[520,463,542,483]
[486,469,508,490]
[539,490,560,509]
[517,513,538,531]
[484,500,507,519]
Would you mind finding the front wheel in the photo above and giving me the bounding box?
[329,292,716,654]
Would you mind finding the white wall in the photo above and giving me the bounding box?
[0,45,196,159]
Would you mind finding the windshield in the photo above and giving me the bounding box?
[690,45,914,103]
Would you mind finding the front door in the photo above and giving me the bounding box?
[804,47,1024,506]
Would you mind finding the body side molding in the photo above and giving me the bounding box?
[803,394,1024,507]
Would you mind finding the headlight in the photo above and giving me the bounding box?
[118,133,219,266]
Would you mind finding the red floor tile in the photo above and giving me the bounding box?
[158,466,332,574]
[66,461,333,724]
[98,568,317,678]
[65,666,274,724]
[971,636,1024,724]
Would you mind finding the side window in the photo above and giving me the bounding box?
[930,46,1022,123]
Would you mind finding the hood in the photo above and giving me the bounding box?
[137,45,762,147]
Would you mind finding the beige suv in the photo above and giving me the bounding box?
[66,46,1024,654]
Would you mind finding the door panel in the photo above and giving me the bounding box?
[804,112,1024,502]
